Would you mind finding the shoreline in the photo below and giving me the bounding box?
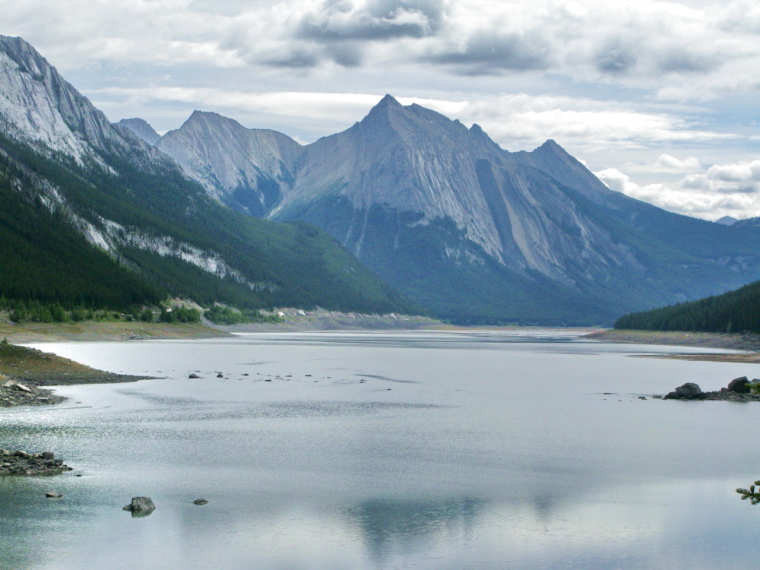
[0,320,232,344]
[586,329,760,363]
[3,324,758,408]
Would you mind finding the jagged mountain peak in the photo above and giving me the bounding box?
[155,108,302,216]
[0,35,46,73]
[172,109,301,149]
[515,138,612,202]
[116,118,160,145]
[361,94,408,130]
[537,138,562,151]
[377,93,402,107]
[0,34,152,165]
[173,109,248,136]
[187,109,228,123]
[361,94,469,138]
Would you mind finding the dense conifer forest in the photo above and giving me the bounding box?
[614,280,760,333]
[0,130,420,321]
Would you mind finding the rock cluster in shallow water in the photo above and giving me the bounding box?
[0,378,65,407]
[0,449,73,475]
[664,376,760,401]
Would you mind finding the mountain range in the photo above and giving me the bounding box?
[4,33,760,326]
[0,35,416,315]
[139,95,760,324]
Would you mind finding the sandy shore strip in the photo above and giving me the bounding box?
[0,320,231,344]
[586,329,760,363]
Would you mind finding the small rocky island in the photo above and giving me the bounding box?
[1,449,73,475]
[664,376,760,401]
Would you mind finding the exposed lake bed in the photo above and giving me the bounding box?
[2,330,760,569]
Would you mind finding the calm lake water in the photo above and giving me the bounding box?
[2,330,760,569]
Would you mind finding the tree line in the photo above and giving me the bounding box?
[614,280,760,333]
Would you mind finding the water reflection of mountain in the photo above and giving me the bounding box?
[347,497,485,564]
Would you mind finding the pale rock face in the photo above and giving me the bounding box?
[0,34,273,288]
[276,95,506,257]
[0,36,123,163]
[117,118,161,145]
[156,94,632,286]
[0,35,177,175]
[274,95,634,285]
[156,111,302,214]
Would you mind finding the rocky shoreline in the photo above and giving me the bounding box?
[663,376,760,402]
[0,449,73,475]
[1,377,66,407]
[0,342,153,409]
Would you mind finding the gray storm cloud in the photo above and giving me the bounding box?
[297,0,445,42]
[428,32,551,74]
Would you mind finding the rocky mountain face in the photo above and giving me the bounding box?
[0,36,123,164]
[116,118,160,145]
[153,94,760,324]
[0,35,417,315]
[155,111,302,216]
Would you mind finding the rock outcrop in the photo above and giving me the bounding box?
[664,377,760,401]
[0,449,72,475]
[664,382,705,400]
[123,496,156,515]
[0,377,65,407]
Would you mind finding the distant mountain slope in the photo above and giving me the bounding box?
[614,279,760,333]
[153,93,760,324]
[117,118,160,145]
[156,111,302,216]
[0,35,418,315]
[716,215,738,226]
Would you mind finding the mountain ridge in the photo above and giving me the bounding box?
[0,35,418,317]
[144,94,760,324]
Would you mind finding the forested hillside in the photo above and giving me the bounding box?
[0,132,418,317]
[614,280,760,333]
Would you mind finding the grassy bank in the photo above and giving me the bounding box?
[0,341,150,386]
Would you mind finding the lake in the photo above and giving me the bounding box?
[1,330,760,569]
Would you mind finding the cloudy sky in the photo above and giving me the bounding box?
[3,0,760,220]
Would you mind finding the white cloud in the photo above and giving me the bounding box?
[596,159,760,220]
[2,0,760,101]
[440,94,736,154]
[655,154,702,172]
